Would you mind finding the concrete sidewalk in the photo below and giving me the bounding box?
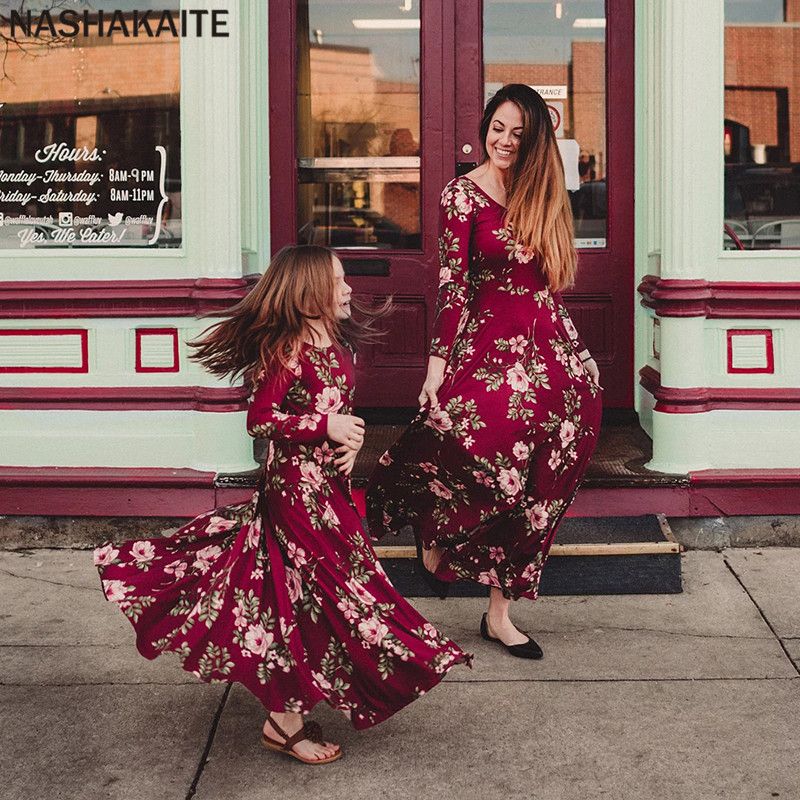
[0,548,798,800]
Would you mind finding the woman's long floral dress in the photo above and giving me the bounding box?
[95,343,470,730]
[367,176,603,601]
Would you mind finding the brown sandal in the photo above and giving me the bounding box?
[261,714,342,765]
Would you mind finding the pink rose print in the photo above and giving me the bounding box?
[315,386,343,414]
[559,420,576,447]
[336,596,360,623]
[569,353,584,375]
[358,617,389,646]
[453,189,473,216]
[287,541,308,566]
[477,568,501,588]
[489,546,505,563]
[244,623,273,657]
[428,478,453,500]
[164,559,187,580]
[425,406,454,433]
[521,562,540,582]
[514,243,535,263]
[512,441,530,461]
[206,516,237,534]
[420,462,438,474]
[103,579,130,603]
[192,545,222,574]
[562,317,579,342]
[285,567,303,604]
[506,362,530,392]
[439,267,452,287]
[548,449,562,471]
[321,503,340,527]
[232,603,248,629]
[312,671,333,692]
[346,578,376,608]
[299,461,324,491]
[313,442,336,465]
[93,544,119,567]
[130,541,155,564]
[472,469,495,487]
[497,467,522,497]
[525,503,549,530]
[297,413,321,431]
[508,335,528,355]
[287,355,303,377]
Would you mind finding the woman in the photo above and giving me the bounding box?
[94,245,470,766]
[367,85,603,659]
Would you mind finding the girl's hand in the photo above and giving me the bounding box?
[334,445,358,476]
[327,413,365,449]
[419,356,446,409]
[584,357,601,387]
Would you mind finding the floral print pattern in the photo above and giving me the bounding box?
[367,176,603,601]
[96,343,470,730]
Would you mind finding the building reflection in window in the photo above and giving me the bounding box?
[724,0,800,250]
[296,1,421,250]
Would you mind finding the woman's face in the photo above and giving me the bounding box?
[332,255,352,320]
[485,100,524,171]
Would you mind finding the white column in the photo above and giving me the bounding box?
[181,0,243,278]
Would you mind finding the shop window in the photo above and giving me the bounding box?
[296,0,421,250]
[723,0,800,250]
[0,2,181,250]
[484,0,608,249]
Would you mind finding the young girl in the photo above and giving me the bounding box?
[94,245,470,765]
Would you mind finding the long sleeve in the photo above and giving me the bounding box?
[246,367,329,444]
[552,289,588,355]
[429,182,475,361]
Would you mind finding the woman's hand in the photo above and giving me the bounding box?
[419,356,446,409]
[583,357,601,387]
[327,413,365,449]
[334,444,359,476]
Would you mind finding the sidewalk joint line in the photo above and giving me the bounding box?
[439,676,800,684]
[186,682,231,800]
[723,557,800,677]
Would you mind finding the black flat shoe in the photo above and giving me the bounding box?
[480,613,543,659]
[415,538,450,599]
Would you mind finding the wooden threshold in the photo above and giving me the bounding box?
[373,541,680,560]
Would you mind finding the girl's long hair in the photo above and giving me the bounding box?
[189,245,388,386]
[480,83,577,291]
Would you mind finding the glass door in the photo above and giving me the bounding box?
[270,0,633,408]
[455,0,634,407]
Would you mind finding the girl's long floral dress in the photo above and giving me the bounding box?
[95,343,470,730]
[367,176,603,601]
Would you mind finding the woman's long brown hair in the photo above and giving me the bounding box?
[480,84,577,291]
[189,245,387,386]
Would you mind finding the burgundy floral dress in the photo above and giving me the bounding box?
[95,343,470,730]
[367,176,603,601]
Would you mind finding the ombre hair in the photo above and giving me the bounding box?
[480,84,577,291]
[189,244,386,386]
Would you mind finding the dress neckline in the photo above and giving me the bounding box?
[460,175,507,210]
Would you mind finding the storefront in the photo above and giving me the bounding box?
[0,0,798,519]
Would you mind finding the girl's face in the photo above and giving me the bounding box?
[332,255,352,320]
[485,100,524,171]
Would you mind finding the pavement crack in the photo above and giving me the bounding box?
[723,556,800,677]
[186,682,231,800]
[0,567,99,593]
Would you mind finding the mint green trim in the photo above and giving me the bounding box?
[240,0,271,275]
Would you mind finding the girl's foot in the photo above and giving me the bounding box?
[262,713,341,763]
[485,611,530,646]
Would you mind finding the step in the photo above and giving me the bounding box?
[373,515,682,597]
